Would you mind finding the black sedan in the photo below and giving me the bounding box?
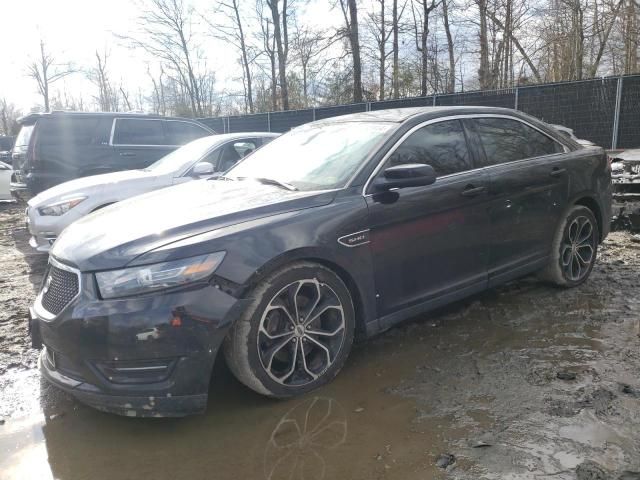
[31,107,612,416]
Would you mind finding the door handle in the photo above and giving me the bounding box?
[461,185,487,197]
[549,168,566,177]
[119,152,136,157]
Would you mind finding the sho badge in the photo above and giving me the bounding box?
[337,229,370,248]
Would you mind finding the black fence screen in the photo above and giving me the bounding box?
[517,79,618,149]
[199,75,640,149]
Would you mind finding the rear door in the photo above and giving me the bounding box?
[467,116,569,283]
[111,118,174,170]
[366,119,490,317]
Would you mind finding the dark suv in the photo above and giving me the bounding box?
[31,107,612,417]
[11,112,214,199]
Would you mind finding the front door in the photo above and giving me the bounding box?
[366,119,490,317]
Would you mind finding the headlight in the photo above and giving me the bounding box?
[95,252,226,299]
[38,197,87,216]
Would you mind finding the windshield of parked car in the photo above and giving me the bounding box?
[144,136,218,175]
[226,122,395,191]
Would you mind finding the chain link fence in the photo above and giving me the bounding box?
[199,74,640,150]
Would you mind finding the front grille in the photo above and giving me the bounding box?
[41,264,79,315]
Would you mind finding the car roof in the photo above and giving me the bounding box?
[211,132,279,139]
[311,106,531,125]
[18,111,212,125]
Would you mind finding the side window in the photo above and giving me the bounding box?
[474,118,563,167]
[113,119,167,145]
[387,120,472,177]
[37,118,102,147]
[165,121,210,145]
[218,140,258,171]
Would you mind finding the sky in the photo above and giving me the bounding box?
[0,0,338,113]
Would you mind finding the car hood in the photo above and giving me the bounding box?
[51,179,337,271]
[28,170,156,207]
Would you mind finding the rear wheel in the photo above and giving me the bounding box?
[541,205,599,287]
[224,262,355,397]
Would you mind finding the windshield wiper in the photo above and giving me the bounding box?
[244,177,298,191]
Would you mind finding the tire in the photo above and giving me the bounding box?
[540,205,599,287]
[223,261,356,398]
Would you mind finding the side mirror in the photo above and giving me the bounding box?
[373,163,436,191]
[192,162,214,177]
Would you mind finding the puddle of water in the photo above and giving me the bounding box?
[0,335,456,480]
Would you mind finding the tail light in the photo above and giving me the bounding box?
[26,126,38,170]
[606,155,613,172]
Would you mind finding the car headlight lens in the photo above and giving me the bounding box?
[38,197,87,216]
[95,252,226,299]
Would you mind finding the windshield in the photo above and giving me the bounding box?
[144,136,217,175]
[226,122,395,191]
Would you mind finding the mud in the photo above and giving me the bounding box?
[1,201,639,480]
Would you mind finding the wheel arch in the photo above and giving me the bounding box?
[90,202,116,213]
[572,194,604,242]
[240,248,370,339]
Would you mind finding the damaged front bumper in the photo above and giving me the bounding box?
[32,272,250,417]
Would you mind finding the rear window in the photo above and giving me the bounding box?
[37,118,102,146]
[165,121,210,145]
[113,119,167,145]
[14,125,35,148]
[473,118,564,166]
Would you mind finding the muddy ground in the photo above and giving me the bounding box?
[0,201,639,480]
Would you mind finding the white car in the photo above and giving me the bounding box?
[0,161,13,201]
[26,132,278,252]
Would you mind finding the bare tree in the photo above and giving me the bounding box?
[87,50,120,111]
[367,0,394,100]
[442,0,456,92]
[267,0,292,110]
[206,0,255,113]
[412,0,439,96]
[391,0,409,98]
[124,0,205,116]
[0,99,21,136]
[256,0,279,110]
[339,0,364,102]
[26,40,76,112]
[291,23,329,107]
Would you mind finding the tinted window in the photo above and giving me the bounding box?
[113,119,166,145]
[165,121,210,145]
[14,126,34,148]
[387,120,472,176]
[474,118,563,166]
[37,118,101,146]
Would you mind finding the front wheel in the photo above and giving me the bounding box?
[541,205,599,287]
[223,262,355,398]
